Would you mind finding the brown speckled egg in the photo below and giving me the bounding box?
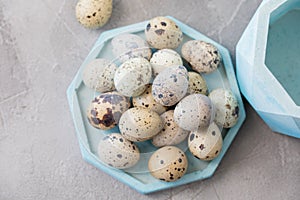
[87,92,130,130]
[132,84,167,115]
[208,88,239,128]
[148,146,188,182]
[82,58,117,93]
[145,16,183,49]
[188,122,223,161]
[174,94,215,131]
[150,49,183,76]
[152,110,189,147]
[76,0,113,29]
[98,133,140,169]
[119,107,163,142]
[114,57,152,97]
[181,40,221,73]
[187,72,208,95]
[152,65,189,106]
[111,33,152,63]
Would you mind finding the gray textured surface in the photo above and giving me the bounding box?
[0,0,299,199]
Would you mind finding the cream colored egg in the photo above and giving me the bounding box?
[119,107,163,142]
[152,110,189,147]
[209,88,239,128]
[188,122,223,161]
[132,84,167,115]
[150,49,183,76]
[174,94,215,131]
[181,40,221,73]
[145,16,183,49]
[114,57,152,97]
[98,133,140,169]
[87,92,130,130]
[187,71,208,95]
[111,33,152,63]
[76,0,113,29]
[148,146,188,182]
[82,58,117,93]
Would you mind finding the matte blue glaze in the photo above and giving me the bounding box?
[236,0,300,138]
[67,16,246,194]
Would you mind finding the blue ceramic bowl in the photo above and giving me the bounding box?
[236,0,300,138]
[67,16,246,194]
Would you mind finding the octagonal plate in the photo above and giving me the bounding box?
[67,16,246,194]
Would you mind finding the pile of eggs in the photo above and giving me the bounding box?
[83,16,240,182]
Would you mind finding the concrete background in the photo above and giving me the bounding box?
[0,0,299,199]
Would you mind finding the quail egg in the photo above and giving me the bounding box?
[209,88,239,128]
[98,133,140,169]
[174,94,215,131]
[188,122,223,161]
[148,146,188,182]
[87,91,130,130]
[181,40,221,73]
[114,57,152,97]
[132,84,167,115]
[145,16,183,49]
[150,49,183,76]
[82,58,117,93]
[152,65,189,106]
[152,110,189,147]
[119,107,163,142]
[76,0,113,29]
[111,33,152,63]
[187,71,208,95]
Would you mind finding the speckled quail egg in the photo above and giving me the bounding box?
[98,133,140,169]
[187,71,208,95]
[148,146,188,182]
[119,107,163,142]
[145,16,183,49]
[132,84,167,115]
[76,0,113,29]
[150,49,183,76]
[82,58,117,93]
[114,57,152,97]
[188,122,223,161]
[174,94,215,131]
[111,33,152,63]
[152,110,189,147]
[152,65,189,106]
[87,92,130,130]
[181,40,221,73]
[208,88,239,128]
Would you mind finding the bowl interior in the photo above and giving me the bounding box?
[265,2,300,106]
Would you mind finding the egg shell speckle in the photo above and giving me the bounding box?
[174,94,215,131]
[145,16,183,49]
[98,133,140,169]
[187,71,208,95]
[150,49,183,76]
[119,107,163,142]
[152,65,189,106]
[76,0,113,29]
[152,110,189,147]
[114,57,152,97]
[148,146,188,182]
[188,122,223,161]
[87,92,130,130]
[82,58,117,93]
[181,40,221,73]
[209,88,239,128]
[111,33,152,63]
[132,84,167,115]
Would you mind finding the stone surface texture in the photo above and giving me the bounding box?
[0,0,299,200]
